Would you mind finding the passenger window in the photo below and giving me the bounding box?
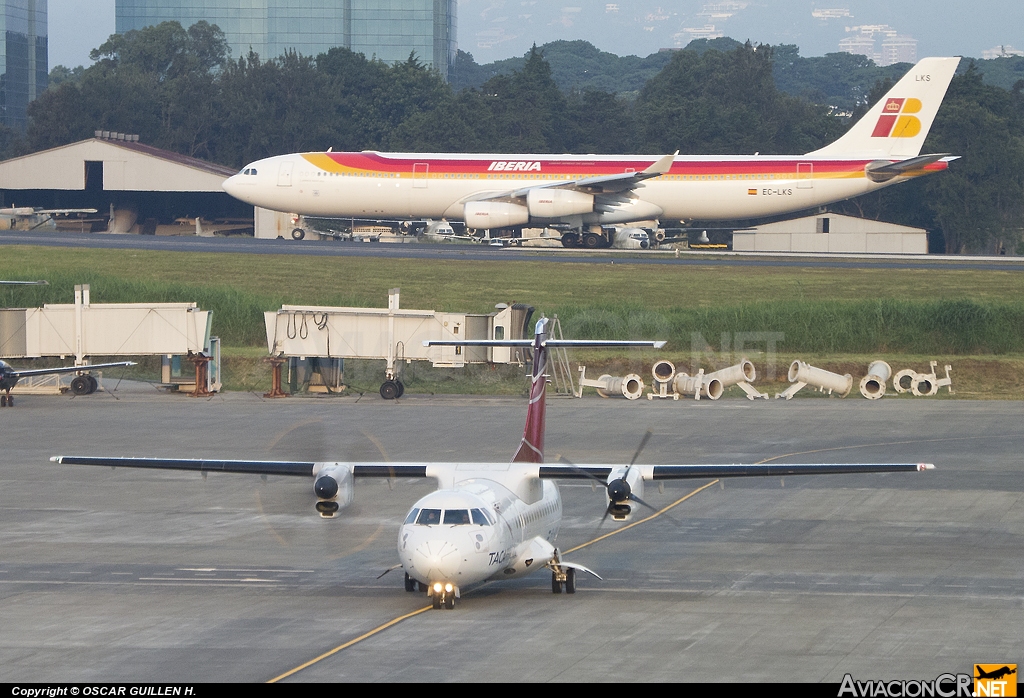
[472,509,491,526]
[416,509,441,525]
[443,509,471,525]
[404,508,420,525]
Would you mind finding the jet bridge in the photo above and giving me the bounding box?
[264,289,534,398]
[1,284,216,395]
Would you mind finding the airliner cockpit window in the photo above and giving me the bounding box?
[404,508,420,525]
[241,169,250,175]
[416,509,441,525]
[249,169,257,176]
[443,509,471,525]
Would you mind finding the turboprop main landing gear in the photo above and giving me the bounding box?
[1,393,11,407]
[551,566,576,594]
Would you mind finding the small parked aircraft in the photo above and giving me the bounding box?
[1,360,136,406]
[51,320,932,608]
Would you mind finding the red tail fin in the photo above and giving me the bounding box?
[512,319,548,463]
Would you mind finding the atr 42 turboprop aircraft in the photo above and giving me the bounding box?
[0,360,135,406]
[51,319,933,609]
[223,57,959,248]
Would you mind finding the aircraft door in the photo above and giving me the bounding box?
[278,161,294,187]
[413,163,429,189]
[797,162,813,189]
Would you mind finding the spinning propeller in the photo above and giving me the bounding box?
[559,429,664,525]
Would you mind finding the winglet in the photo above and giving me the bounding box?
[643,151,678,176]
[917,463,935,471]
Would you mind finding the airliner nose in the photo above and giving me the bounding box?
[413,539,463,580]
[222,174,241,197]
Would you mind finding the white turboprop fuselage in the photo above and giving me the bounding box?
[398,471,562,595]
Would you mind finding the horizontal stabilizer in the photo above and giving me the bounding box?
[865,153,954,182]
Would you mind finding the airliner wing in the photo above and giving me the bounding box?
[50,456,434,479]
[471,152,678,204]
[12,361,136,378]
[538,462,934,479]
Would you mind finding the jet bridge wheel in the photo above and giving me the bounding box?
[395,380,405,398]
[70,375,92,396]
[291,227,306,240]
[379,380,400,400]
[85,375,99,394]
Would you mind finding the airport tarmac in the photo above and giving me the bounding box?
[2,387,1022,682]
[2,229,1023,272]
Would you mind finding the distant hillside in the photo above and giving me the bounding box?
[454,38,1021,111]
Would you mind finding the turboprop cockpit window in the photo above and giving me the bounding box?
[416,509,441,525]
[404,508,420,525]
[471,508,492,526]
[443,509,471,525]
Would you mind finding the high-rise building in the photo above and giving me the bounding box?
[1,0,47,132]
[115,1,457,81]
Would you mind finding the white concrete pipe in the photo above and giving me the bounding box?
[672,372,724,400]
[787,360,853,397]
[651,359,676,384]
[858,360,892,400]
[704,359,756,388]
[892,368,917,394]
[596,374,645,400]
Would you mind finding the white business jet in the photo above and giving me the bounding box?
[52,320,932,608]
[222,57,960,248]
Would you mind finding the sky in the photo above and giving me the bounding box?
[48,0,1024,70]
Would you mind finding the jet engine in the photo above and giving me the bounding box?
[463,202,528,229]
[313,463,354,518]
[526,189,594,218]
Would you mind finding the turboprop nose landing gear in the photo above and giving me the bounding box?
[429,581,457,609]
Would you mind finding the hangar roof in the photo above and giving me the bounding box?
[746,213,925,234]
[0,137,236,192]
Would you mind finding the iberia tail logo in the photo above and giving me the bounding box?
[871,97,923,138]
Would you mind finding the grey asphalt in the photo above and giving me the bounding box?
[3,229,1023,271]
[1,386,1021,682]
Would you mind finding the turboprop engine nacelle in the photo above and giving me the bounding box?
[526,188,594,218]
[464,201,529,229]
[313,463,354,518]
[606,466,645,521]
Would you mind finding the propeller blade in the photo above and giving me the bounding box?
[557,454,607,487]
[628,429,653,469]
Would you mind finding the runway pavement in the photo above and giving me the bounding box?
[3,229,1023,271]
[1,386,1021,682]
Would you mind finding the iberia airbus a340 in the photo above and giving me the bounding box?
[52,320,933,609]
[222,57,959,248]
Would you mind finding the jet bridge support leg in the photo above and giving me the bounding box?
[186,352,215,398]
[263,357,290,398]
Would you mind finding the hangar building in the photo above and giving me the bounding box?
[0,133,251,235]
[732,213,928,254]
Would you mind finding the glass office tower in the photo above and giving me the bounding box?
[116,1,457,81]
[1,0,47,131]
